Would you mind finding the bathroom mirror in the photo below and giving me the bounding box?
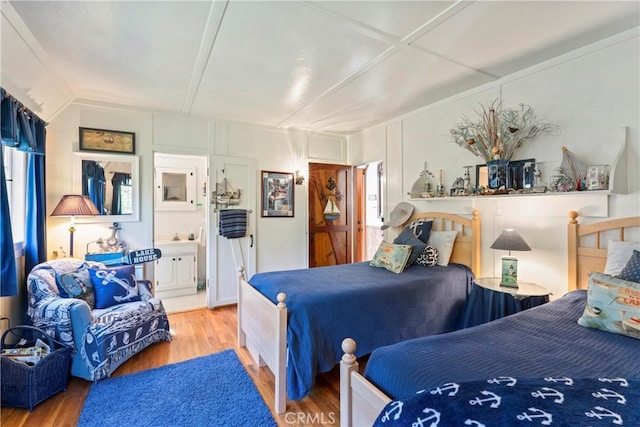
[73,152,140,222]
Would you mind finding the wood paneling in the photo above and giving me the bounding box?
[1,306,343,427]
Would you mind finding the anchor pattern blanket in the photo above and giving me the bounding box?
[374,377,640,426]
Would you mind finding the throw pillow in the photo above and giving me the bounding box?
[89,265,140,309]
[393,227,427,267]
[427,231,457,266]
[604,240,640,276]
[619,250,640,283]
[406,219,433,244]
[416,245,439,267]
[56,267,95,308]
[577,271,640,340]
[370,242,412,274]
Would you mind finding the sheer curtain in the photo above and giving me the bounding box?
[1,87,47,295]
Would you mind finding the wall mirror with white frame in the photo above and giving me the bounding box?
[72,152,140,222]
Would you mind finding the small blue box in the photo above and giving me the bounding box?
[84,252,124,266]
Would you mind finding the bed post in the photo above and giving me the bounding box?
[275,292,287,414]
[237,266,246,347]
[568,211,579,291]
[340,338,358,427]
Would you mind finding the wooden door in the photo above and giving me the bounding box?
[308,163,353,267]
[355,166,365,262]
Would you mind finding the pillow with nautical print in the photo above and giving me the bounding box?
[90,265,140,309]
[577,271,640,340]
[370,242,412,274]
[393,227,427,267]
[405,219,433,244]
[416,245,439,267]
[56,266,95,309]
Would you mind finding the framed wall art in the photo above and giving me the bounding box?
[261,171,294,217]
[79,127,136,154]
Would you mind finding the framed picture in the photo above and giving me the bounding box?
[261,171,294,217]
[79,127,136,154]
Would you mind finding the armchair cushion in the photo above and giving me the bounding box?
[89,265,141,309]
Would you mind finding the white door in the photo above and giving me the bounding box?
[207,156,257,308]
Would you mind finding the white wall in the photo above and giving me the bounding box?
[45,103,347,282]
[351,29,640,298]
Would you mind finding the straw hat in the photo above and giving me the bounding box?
[381,202,414,230]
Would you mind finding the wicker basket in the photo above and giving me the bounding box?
[1,326,73,411]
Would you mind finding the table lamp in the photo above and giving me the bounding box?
[51,195,100,257]
[490,228,531,288]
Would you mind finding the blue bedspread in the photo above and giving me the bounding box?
[374,376,640,426]
[249,262,474,400]
[364,290,640,400]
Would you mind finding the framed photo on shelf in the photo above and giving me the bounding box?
[475,158,535,189]
[79,127,136,154]
[261,171,294,217]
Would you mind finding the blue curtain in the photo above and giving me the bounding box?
[111,172,130,215]
[24,152,47,274]
[1,86,47,291]
[0,147,18,296]
[83,161,106,214]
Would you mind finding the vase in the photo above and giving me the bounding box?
[486,159,509,189]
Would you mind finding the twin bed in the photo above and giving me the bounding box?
[237,211,481,413]
[340,211,640,426]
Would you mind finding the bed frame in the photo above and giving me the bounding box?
[340,211,640,427]
[237,210,481,414]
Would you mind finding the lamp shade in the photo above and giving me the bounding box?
[51,195,100,216]
[490,229,532,252]
[51,194,100,216]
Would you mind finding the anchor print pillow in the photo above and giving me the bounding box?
[373,376,639,426]
[89,265,140,309]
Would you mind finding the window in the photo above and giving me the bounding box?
[2,145,27,247]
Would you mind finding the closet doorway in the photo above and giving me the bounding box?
[153,152,208,313]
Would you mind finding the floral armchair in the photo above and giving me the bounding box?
[27,258,171,381]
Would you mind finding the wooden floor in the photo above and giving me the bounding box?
[1,305,344,427]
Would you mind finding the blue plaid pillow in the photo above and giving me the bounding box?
[393,227,427,267]
[619,250,640,283]
[89,265,140,309]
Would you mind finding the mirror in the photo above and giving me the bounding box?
[73,152,139,222]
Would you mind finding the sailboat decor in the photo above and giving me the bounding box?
[323,198,341,220]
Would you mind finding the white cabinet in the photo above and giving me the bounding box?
[155,242,198,298]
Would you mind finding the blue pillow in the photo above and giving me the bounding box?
[89,265,140,309]
[406,219,433,244]
[619,250,640,283]
[393,227,427,267]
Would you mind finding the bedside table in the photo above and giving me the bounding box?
[461,277,551,328]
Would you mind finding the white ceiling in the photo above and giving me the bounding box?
[2,1,639,134]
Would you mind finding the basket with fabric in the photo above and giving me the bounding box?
[1,325,73,411]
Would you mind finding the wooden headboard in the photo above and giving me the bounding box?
[568,210,640,290]
[397,210,481,278]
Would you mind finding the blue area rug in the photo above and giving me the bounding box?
[78,349,276,427]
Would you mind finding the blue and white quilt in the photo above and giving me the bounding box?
[375,376,640,426]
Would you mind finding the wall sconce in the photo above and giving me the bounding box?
[295,170,305,185]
